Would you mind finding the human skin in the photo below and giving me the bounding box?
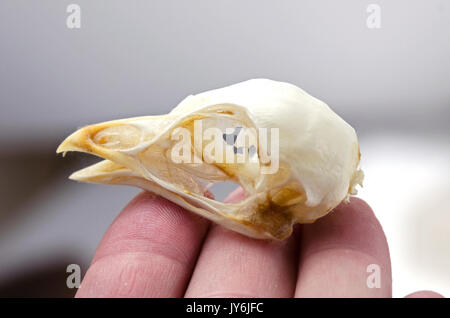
[75,188,443,298]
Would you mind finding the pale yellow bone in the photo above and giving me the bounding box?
[57,79,363,240]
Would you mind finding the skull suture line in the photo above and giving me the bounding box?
[57,79,364,240]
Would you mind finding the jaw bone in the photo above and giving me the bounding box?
[68,159,268,239]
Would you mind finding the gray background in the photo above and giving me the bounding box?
[0,0,449,297]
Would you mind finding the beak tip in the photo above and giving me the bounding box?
[56,143,66,155]
[56,130,86,155]
[68,171,79,181]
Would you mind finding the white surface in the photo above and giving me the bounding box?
[359,133,450,297]
[0,1,449,143]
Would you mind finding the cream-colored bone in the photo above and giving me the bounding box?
[57,79,363,240]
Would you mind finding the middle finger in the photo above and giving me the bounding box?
[185,188,299,298]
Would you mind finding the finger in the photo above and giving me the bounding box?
[184,188,300,298]
[76,191,209,297]
[295,197,392,297]
[405,290,444,298]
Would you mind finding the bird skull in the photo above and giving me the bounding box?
[57,79,363,240]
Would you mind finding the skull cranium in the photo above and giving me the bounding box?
[57,79,363,240]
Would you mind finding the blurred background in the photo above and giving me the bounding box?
[0,0,449,297]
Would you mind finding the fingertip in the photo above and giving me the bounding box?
[224,187,246,203]
[405,290,445,298]
[296,197,392,297]
[303,197,389,261]
[332,197,377,225]
[78,191,210,297]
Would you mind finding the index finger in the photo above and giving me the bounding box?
[76,191,210,297]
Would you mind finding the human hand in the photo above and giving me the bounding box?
[76,188,443,298]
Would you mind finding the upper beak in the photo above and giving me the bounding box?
[56,115,175,175]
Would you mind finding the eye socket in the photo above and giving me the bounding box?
[222,127,258,156]
[222,127,242,145]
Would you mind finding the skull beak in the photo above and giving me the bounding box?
[68,160,136,183]
[56,115,177,175]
